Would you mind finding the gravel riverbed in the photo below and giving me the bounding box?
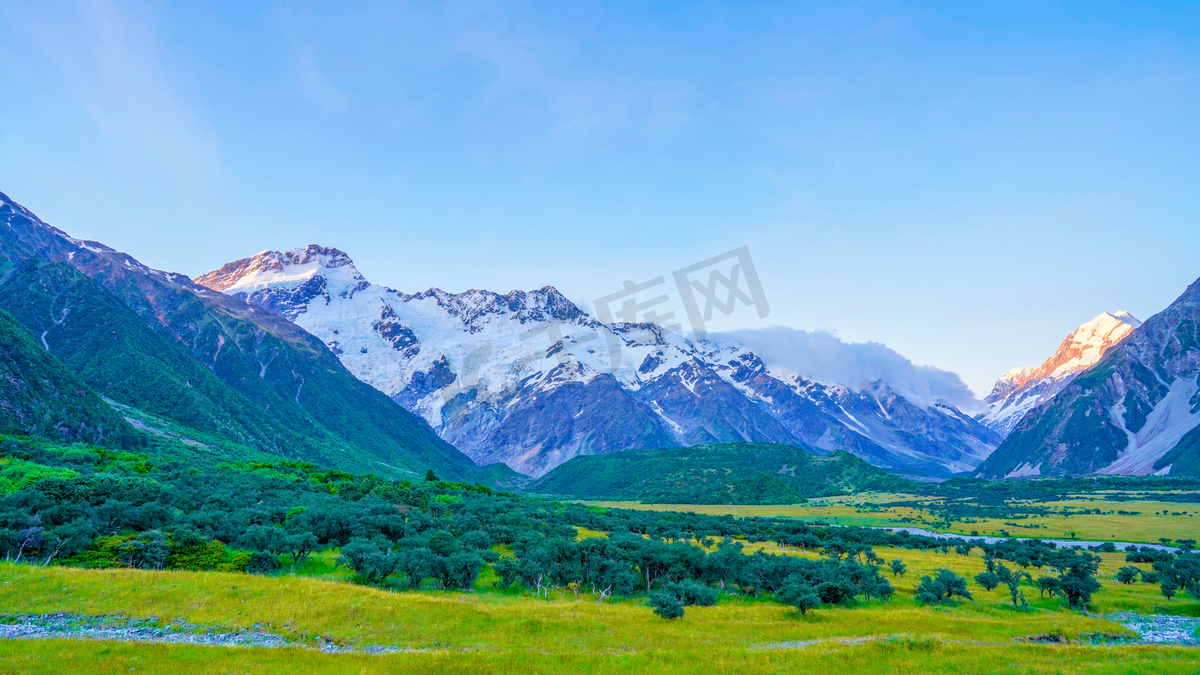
[1111,612,1200,646]
[0,613,410,653]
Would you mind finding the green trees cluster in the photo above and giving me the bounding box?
[915,569,972,605]
[1123,547,1200,601]
[0,434,1134,619]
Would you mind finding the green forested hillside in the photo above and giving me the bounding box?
[0,261,306,454]
[0,308,142,448]
[0,193,488,482]
[532,442,915,504]
[0,259,481,481]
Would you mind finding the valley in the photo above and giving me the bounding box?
[1,190,1198,673]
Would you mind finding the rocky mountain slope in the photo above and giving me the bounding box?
[0,307,142,448]
[975,277,1200,478]
[0,191,486,481]
[199,246,1001,478]
[979,311,1140,436]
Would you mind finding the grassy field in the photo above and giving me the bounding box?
[2,535,1196,673]
[581,494,1200,544]
[5,638,1199,674]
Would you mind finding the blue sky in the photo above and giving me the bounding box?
[1,1,1197,394]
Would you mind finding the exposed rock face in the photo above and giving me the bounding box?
[199,246,1001,477]
[976,280,1200,478]
[979,312,1140,436]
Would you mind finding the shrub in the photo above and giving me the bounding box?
[246,551,282,575]
[649,592,685,619]
[665,581,717,607]
[817,579,857,606]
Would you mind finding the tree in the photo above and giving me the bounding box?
[664,580,717,606]
[115,531,170,570]
[338,538,402,584]
[424,470,439,482]
[399,547,433,590]
[239,525,289,555]
[649,592,684,619]
[915,569,972,605]
[974,571,1001,591]
[996,563,1031,608]
[1035,576,1059,598]
[493,556,520,588]
[817,579,857,606]
[285,532,319,569]
[444,552,484,590]
[889,559,907,578]
[777,578,822,616]
[1051,552,1101,610]
[1115,566,1141,584]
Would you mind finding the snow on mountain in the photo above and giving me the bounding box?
[197,245,1000,478]
[978,311,1140,436]
[976,279,1200,479]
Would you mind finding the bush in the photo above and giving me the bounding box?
[246,551,282,575]
[665,581,717,607]
[817,579,856,606]
[649,592,685,619]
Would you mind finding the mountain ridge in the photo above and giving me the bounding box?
[198,245,1001,478]
[975,277,1200,478]
[0,192,488,482]
[978,311,1140,437]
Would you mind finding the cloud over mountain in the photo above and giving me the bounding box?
[715,326,982,413]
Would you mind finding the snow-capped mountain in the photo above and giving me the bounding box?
[978,311,1140,436]
[197,246,1001,478]
[0,192,478,481]
[976,280,1200,478]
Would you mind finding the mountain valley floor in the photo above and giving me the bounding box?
[582,492,1200,546]
[3,529,1199,673]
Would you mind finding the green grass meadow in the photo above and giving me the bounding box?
[2,535,1197,674]
[582,494,1200,544]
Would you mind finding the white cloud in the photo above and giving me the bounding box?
[715,325,984,412]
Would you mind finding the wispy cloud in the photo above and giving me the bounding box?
[2,0,220,188]
[295,48,351,114]
[717,326,983,412]
[455,25,694,140]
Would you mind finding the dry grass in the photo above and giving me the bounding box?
[583,495,1200,544]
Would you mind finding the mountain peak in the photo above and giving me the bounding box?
[195,244,364,294]
[999,310,1140,394]
[979,310,1140,436]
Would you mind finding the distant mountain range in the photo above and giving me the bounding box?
[0,191,490,482]
[4,188,1197,484]
[197,245,1001,478]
